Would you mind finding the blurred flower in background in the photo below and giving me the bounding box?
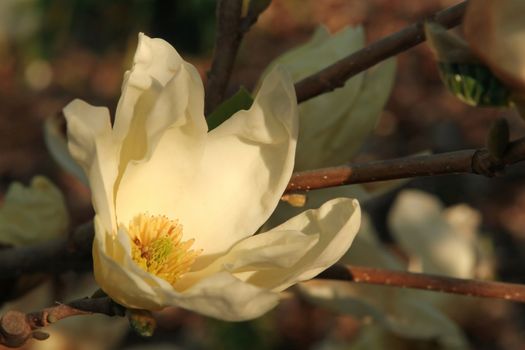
[0,176,68,246]
[299,190,494,350]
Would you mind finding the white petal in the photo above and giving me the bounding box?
[44,116,88,185]
[171,272,280,321]
[63,99,118,233]
[113,33,187,142]
[242,198,360,291]
[177,229,319,289]
[116,66,298,256]
[114,64,208,227]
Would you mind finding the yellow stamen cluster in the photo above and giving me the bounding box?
[128,213,199,285]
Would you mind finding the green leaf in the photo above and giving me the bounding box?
[207,87,253,131]
[438,62,511,107]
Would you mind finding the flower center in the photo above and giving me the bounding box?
[128,213,200,285]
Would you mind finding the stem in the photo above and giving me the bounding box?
[0,221,93,278]
[294,1,467,103]
[318,264,525,302]
[205,0,243,115]
[285,136,525,192]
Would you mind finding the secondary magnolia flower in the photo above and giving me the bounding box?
[0,176,69,246]
[262,25,395,171]
[63,33,361,321]
[464,0,525,95]
[298,215,470,350]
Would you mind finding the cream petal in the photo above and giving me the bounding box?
[63,99,118,233]
[242,198,360,291]
[179,66,298,254]
[114,63,208,226]
[44,116,88,185]
[115,66,297,256]
[171,271,280,321]
[176,229,319,290]
[113,33,186,142]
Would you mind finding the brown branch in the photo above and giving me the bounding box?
[2,138,525,278]
[318,264,525,303]
[205,0,243,115]
[0,297,123,348]
[285,136,525,192]
[0,221,93,279]
[294,1,467,103]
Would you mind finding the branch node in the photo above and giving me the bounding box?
[0,311,32,348]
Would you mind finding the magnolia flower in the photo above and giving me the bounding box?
[0,176,69,246]
[63,33,361,321]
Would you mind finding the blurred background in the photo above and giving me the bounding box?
[1,0,525,349]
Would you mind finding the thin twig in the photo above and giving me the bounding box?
[294,1,467,103]
[317,264,525,303]
[205,0,243,115]
[0,297,123,348]
[285,136,525,192]
[205,0,271,115]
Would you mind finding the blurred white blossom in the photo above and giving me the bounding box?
[0,176,69,246]
[300,190,494,349]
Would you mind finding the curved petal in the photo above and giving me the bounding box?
[116,66,298,256]
[240,198,360,291]
[114,63,208,227]
[113,33,186,142]
[63,99,118,233]
[172,272,280,321]
[176,229,319,290]
[44,116,88,185]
